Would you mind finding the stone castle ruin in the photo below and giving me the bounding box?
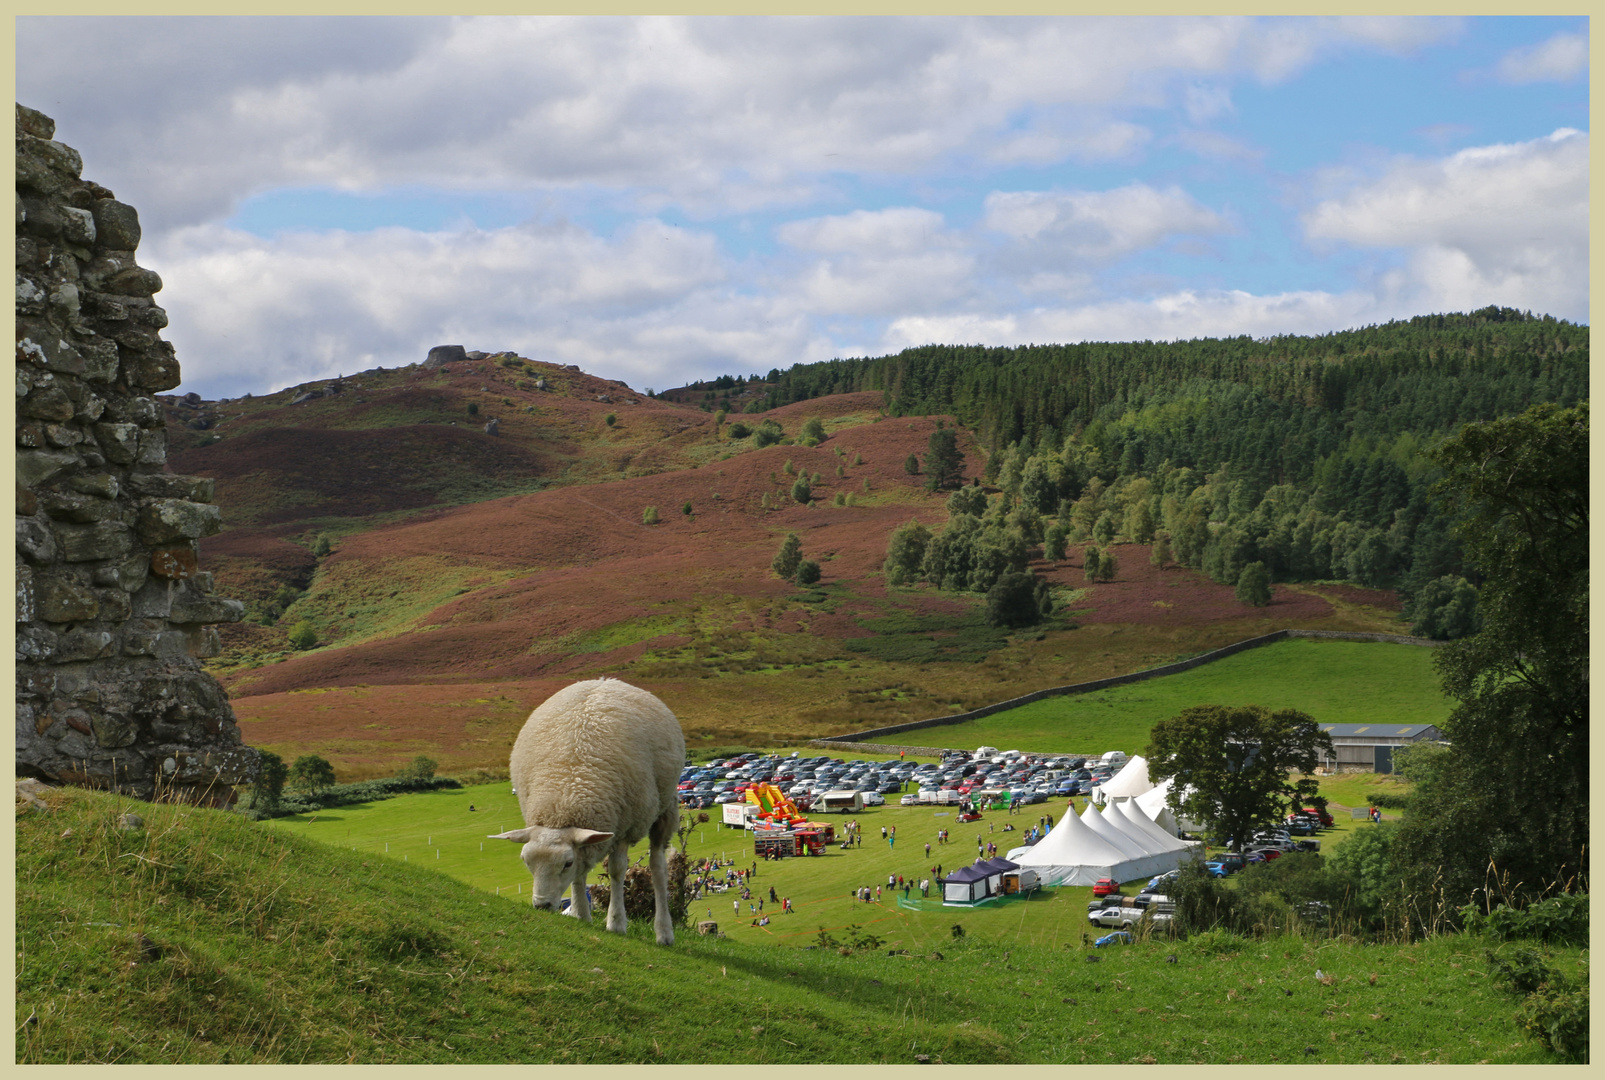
[16,104,260,803]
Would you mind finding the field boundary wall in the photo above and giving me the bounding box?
[812,628,1439,749]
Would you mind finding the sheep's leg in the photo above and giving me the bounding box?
[649,806,676,946]
[649,841,674,946]
[570,861,593,922]
[604,843,629,935]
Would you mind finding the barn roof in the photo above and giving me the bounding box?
[1319,723,1441,738]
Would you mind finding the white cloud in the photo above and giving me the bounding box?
[1302,129,1588,318]
[141,218,756,397]
[983,184,1230,263]
[17,15,1465,230]
[1495,31,1588,84]
[774,208,974,316]
[1182,84,1234,124]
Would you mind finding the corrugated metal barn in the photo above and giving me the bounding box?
[1318,723,1446,773]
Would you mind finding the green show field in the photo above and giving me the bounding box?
[926,638,1452,755]
[262,768,1408,954]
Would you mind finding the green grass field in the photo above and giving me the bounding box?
[929,638,1452,754]
[17,785,1575,1064]
[261,766,1409,954]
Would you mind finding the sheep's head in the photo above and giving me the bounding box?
[489,826,614,910]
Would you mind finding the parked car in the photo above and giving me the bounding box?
[1092,877,1122,897]
[899,794,920,806]
[1246,847,1284,861]
[955,810,982,823]
[1094,930,1133,947]
[861,792,885,807]
[1144,869,1181,892]
[1088,905,1141,929]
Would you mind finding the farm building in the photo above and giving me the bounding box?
[1317,723,1445,773]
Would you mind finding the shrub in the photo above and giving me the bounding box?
[288,754,337,794]
[783,459,796,476]
[1487,947,1589,1062]
[728,421,752,439]
[853,453,863,465]
[772,533,803,580]
[467,402,479,416]
[835,462,846,478]
[398,755,438,782]
[1043,522,1067,561]
[795,559,821,585]
[682,501,693,516]
[605,412,617,426]
[791,477,812,504]
[1409,575,1480,639]
[245,750,288,815]
[800,417,826,446]
[1236,561,1272,606]
[753,420,783,447]
[287,621,318,650]
[904,453,920,475]
[985,570,1047,629]
[642,505,660,525]
[883,520,932,586]
[311,533,331,557]
[833,491,846,506]
[1461,893,1589,947]
[1150,529,1172,568]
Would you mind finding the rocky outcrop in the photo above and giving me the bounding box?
[16,103,259,804]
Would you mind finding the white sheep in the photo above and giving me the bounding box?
[489,678,685,944]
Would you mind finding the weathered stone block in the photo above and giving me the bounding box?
[136,499,222,544]
[123,342,181,392]
[43,423,85,448]
[169,595,244,625]
[17,329,89,378]
[95,588,132,622]
[21,385,75,422]
[128,473,214,502]
[16,273,47,314]
[16,516,57,563]
[53,627,116,663]
[66,472,119,499]
[131,578,172,618]
[91,711,139,749]
[16,447,80,487]
[16,104,54,140]
[17,481,38,516]
[17,625,57,662]
[36,575,99,622]
[90,421,140,463]
[38,492,117,524]
[137,426,168,464]
[149,546,199,580]
[54,520,133,562]
[61,206,95,246]
[17,423,44,449]
[92,199,141,251]
[78,339,120,382]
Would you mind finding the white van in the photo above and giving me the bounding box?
[1101,750,1129,768]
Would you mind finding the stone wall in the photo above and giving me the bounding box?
[15,104,259,803]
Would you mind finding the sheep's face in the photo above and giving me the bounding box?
[490,826,614,911]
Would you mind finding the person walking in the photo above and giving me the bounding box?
[875,885,882,902]
[770,885,778,903]
[733,899,740,916]
[925,841,931,857]
[881,826,888,841]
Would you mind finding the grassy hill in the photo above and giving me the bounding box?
[16,785,1573,1065]
[163,355,1410,780]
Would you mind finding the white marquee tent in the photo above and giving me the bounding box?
[1135,776,1203,836]
[1003,807,1147,886]
[1080,802,1172,880]
[1092,754,1155,804]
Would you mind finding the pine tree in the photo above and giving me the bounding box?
[771,533,803,579]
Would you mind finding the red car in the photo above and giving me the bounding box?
[1092,878,1122,897]
[956,810,983,823]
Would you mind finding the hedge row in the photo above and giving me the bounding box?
[245,775,462,819]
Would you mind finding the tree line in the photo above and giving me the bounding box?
[745,308,1586,631]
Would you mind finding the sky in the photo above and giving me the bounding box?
[16,15,1590,401]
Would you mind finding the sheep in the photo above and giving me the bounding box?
[489,678,685,945]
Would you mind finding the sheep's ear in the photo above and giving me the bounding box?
[489,828,536,843]
[571,829,614,847]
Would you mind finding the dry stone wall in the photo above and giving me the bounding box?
[15,104,259,803]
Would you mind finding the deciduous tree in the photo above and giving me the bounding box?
[1145,705,1332,852]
